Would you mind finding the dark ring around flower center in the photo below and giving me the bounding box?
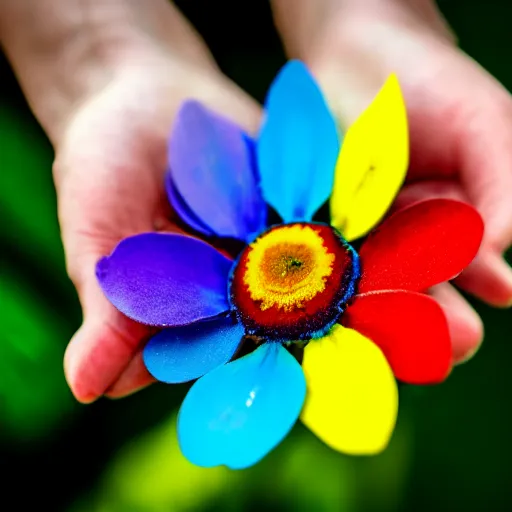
[229,222,360,342]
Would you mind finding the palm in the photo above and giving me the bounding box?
[56,75,178,400]
[274,10,507,362]
[307,10,512,309]
[56,64,260,400]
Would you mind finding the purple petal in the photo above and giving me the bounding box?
[96,233,232,326]
[169,100,266,241]
[165,172,214,237]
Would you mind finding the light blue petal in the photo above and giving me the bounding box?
[257,60,341,222]
[178,342,306,469]
[143,316,244,384]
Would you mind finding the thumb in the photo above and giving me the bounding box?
[63,248,155,403]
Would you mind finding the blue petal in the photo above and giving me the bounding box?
[257,60,341,223]
[165,171,214,237]
[143,315,244,383]
[169,101,267,242]
[178,342,306,469]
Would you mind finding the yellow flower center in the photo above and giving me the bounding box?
[243,225,335,311]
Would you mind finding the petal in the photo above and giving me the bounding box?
[96,233,232,326]
[301,325,398,455]
[178,342,306,469]
[330,74,408,241]
[343,291,452,384]
[165,172,214,237]
[257,60,340,223]
[143,315,244,384]
[169,100,266,242]
[358,199,484,293]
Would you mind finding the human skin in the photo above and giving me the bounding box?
[1,0,510,402]
[272,0,512,362]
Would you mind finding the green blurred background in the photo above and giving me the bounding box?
[1,1,511,510]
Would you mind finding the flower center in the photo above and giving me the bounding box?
[230,223,360,341]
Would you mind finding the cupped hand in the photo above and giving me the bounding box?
[57,0,510,403]
[272,0,512,363]
[54,22,260,402]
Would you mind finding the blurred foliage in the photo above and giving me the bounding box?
[72,414,243,512]
[0,1,512,511]
[72,412,412,512]
[0,268,75,439]
[0,102,67,273]
[0,102,78,440]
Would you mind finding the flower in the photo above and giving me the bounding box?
[96,60,484,469]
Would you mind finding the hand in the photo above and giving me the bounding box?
[272,0,512,363]
[48,8,261,402]
[1,0,262,402]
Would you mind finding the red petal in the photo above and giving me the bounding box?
[358,199,484,293]
[343,290,452,384]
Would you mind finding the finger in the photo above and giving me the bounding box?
[392,180,512,306]
[61,201,183,404]
[454,250,512,308]
[65,317,149,403]
[391,179,468,213]
[428,283,484,365]
[454,72,512,304]
[457,81,512,248]
[63,259,155,403]
[105,350,156,399]
[62,216,181,403]
[56,154,156,404]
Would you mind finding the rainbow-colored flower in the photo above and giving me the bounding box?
[97,61,483,469]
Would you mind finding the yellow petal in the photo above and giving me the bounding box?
[300,325,398,455]
[330,74,409,241]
